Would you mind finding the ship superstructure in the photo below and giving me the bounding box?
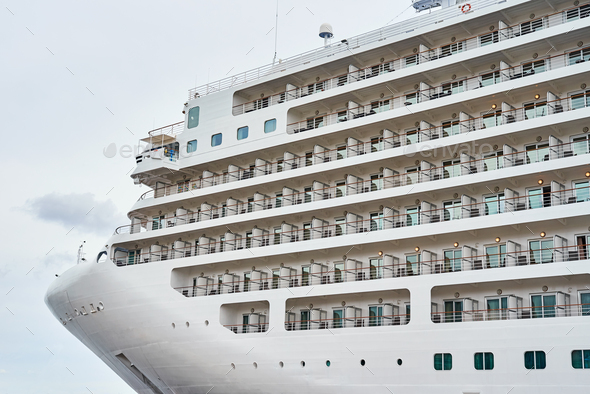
[46,0,590,393]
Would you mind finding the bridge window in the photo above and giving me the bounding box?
[188,106,200,129]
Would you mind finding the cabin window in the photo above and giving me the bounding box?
[524,351,546,369]
[572,350,590,369]
[237,126,249,140]
[211,133,222,147]
[264,119,277,133]
[479,31,498,46]
[187,106,200,129]
[434,353,452,370]
[187,139,197,153]
[474,352,494,370]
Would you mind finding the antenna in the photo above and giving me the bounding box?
[272,0,279,65]
[319,23,334,47]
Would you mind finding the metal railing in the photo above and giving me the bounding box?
[431,302,590,323]
[284,313,411,332]
[138,92,590,201]
[115,184,590,266]
[232,3,589,116]
[191,1,589,100]
[223,322,269,334]
[171,244,589,297]
[118,138,590,235]
[286,47,587,133]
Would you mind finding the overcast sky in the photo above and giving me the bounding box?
[0,0,416,392]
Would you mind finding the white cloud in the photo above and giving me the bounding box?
[25,193,126,237]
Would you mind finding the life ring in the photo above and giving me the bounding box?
[461,3,471,13]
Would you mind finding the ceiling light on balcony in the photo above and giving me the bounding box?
[534,94,541,100]
[453,242,459,248]
[538,179,544,185]
[495,237,501,243]
[378,251,384,256]
[414,246,420,252]
[491,104,497,109]
[585,171,590,178]
[540,231,546,238]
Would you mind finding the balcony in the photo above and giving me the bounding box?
[286,47,587,134]
[223,1,589,108]
[136,90,590,203]
[117,138,590,236]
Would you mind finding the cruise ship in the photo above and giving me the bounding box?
[45,0,590,392]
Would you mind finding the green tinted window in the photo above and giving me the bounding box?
[188,106,200,129]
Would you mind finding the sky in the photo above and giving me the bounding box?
[0,1,416,392]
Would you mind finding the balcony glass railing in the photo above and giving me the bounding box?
[119,137,589,235]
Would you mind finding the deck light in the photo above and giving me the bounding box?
[540,231,546,238]
[537,179,544,185]
[585,171,590,178]
[495,237,501,243]
[453,242,459,248]
[414,246,420,252]
[491,104,497,109]
[534,94,541,100]
[378,251,384,256]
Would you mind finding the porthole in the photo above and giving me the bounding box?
[397,359,403,366]
[326,360,331,367]
[300,361,306,367]
[360,359,366,366]
[279,361,284,368]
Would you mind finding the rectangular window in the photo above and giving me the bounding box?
[276,158,283,173]
[524,351,546,369]
[243,272,250,292]
[406,206,420,226]
[571,91,590,110]
[187,139,197,153]
[575,181,590,202]
[369,258,383,280]
[370,212,383,231]
[405,92,419,105]
[442,120,460,137]
[484,193,505,215]
[264,119,276,133]
[572,350,590,369]
[334,262,344,283]
[529,239,554,264]
[524,101,547,120]
[443,200,461,221]
[245,232,253,249]
[237,126,249,140]
[187,106,200,129]
[485,244,506,268]
[483,151,503,171]
[333,309,343,328]
[370,174,383,191]
[275,193,283,208]
[486,296,509,320]
[474,352,494,370]
[443,249,462,272]
[479,31,498,46]
[300,310,310,330]
[569,47,590,65]
[211,133,222,147]
[336,145,347,160]
[335,181,345,198]
[572,135,590,156]
[441,81,464,95]
[302,222,311,241]
[444,300,463,323]
[305,151,313,167]
[566,4,590,20]
[334,217,345,236]
[369,306,383,326]
[531,294,556,318]
[273,227,281,245]
[405,54,418,68]
[405,254,420,276]
[480,71,500,87]
[442,159,460,178]
[301,266,310,287]
[482,110,502,128]
[519,19,544,36]
[522,60,545,75]
[304,186,312,203]
[580,292,590,316]
[434,353,452,370]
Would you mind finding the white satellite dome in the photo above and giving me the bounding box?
[319,23,333,38]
